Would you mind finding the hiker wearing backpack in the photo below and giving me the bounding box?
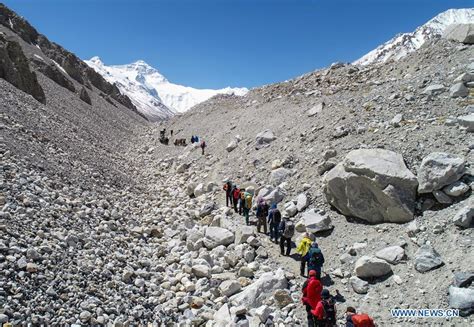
[223,181,233,207]
[243,191,253,225]
[238,189,246,215]
[302,270,322,327]
[256,198,269,234]
[305,242,325,280]
[312,289,336,327]
[345,307,375,327]
[268,204,281,243]
[232,186,241,213]
[278,216,294,256]
[296,232,313,277]
[200,140,206,155]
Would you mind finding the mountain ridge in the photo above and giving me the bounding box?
[355,8,474,65]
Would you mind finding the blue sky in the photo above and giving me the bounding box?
[2,0,472,88]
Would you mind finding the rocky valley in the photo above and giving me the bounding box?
[0,3,473,327]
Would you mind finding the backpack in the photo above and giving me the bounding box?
[351,314,375,327]
[272,209,281,224]
[308,248,324,267]
[282,220,295,238]
[322,299,336,324]
[245,195,253,209]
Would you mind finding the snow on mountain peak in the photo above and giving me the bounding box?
[85,57,248,120]
[355,8,474,65]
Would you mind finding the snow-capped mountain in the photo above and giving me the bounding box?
[85,57,248,121]
[355,8,474,66]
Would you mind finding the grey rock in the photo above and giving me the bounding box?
[453,272,474,288]
[350,276,369,294]
[192,265,211,278]
[226,139,238,152]
[423,84,445,95]
[199,202,215,217]
[256,130,276,147]
[254,305,271,323]
[457,114,474,132]
[270,167,291,186]
[433,190,453,204]
[323,149,337,160]
[415,244,443,273]
[324,149,418,223]
[417,153,465,193]
[317,160,336,175]
[453,202,474,228]
[235,226,254,244]
[307,102,325,117]
[390,113,404,127]
[450,83,469,98]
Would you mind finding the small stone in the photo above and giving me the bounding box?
[80,311,92,322]
[350,276,369,294]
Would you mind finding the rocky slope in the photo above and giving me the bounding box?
[1,4,474,327]
[86,57,248,121]
[355,8,474,65]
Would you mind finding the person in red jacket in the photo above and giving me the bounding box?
[302,270,322,327]
[232,187,241,213]
[312,289,337,326]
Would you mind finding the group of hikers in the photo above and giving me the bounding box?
[223,181,376,327]
[158,129,207,155]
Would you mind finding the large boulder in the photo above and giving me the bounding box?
[443,24,474,44]
[270,168,291,186]
[354,255,392,279]
[414,244,443,273]
[203,227,235,249]
[259,186,286,204]
[298,209,333,233]
[417,153,465,193]
[324,149,418,223]
[230,269,287,307]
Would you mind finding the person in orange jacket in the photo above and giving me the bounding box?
[302,270,322,326]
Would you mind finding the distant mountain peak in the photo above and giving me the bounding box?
[355,8,474,65]
[85,57,248,120]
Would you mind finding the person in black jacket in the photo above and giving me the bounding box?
[268,204,281,244]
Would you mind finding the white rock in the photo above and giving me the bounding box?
[219,280,242,297]
[375,246,405,264]
[192,265,210,278]
[296,193,309,212]
[230,269,287,307]
[203,227,235,249]
[350,276,369,294]
[255,305,272,323]
[354,255,392,278]
[299,209,333,233]
[235,226,254,244]
[457,114,474,132]
[443,181,470,197]
[270,168,291,186]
